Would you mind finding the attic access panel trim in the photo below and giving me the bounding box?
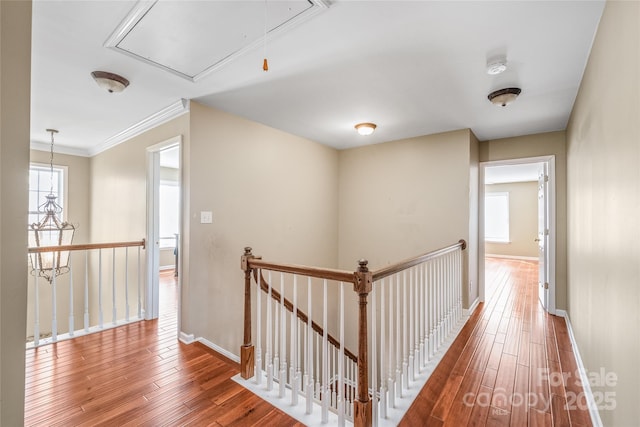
[105,0,328,82]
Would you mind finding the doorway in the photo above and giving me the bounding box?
[479,156,556,313]
[146,136,182,323]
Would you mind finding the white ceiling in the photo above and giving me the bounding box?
[30,0,605,156]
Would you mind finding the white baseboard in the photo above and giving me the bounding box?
[196,337,241,363]
[486,254,538,261]
[555,311,603,427]
[160,265,175,271]
[178,331,195,344]
[464,297,480,316]
[178,332,240,363]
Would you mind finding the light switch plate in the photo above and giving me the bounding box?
[200,211,213,224]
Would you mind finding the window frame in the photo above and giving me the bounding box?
[158,179,180,249]
[29,162,68,225]
[484,191,510,243]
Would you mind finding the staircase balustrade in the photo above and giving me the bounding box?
[241,239,467,426]
[27,239,146,348]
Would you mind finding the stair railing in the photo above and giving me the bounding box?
[241,239,466,427]
[27,239,146,347]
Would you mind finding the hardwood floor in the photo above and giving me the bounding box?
[400,257,593,427]
[25,262,593,426]
[24,270,302,427]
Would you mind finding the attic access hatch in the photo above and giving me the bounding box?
[105,0,328,82]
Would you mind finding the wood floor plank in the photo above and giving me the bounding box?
[401,257,593,427]
[24,271,299,427]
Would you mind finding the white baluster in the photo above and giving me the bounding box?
[388,275,395,408]
[266,271,273,391]
[409,267,414,383]
[429,259,435,359]
[315,333,321,399]
[458,249,463,321]
[419,264,425,369]
[51,254,58,342]
[414,267,420,376]
[338,281,345,426]
[34,260,40,347]
[321,279,329,423]
[68,256,74,336]
[84,251,89,332]
[306,277,313,413]
[380,278,387,418]
[274,292,280,391]
[372,284,378,426]
[137,246,142,319]
[447,252,452,335]
[112,247,117,325]
[395,274,402,399]
[256,269,262,385]
[280,273,287,398]
[402,270,408,390]
[98,248,103,328]
[290,275,298,405]
[125,247,130,322]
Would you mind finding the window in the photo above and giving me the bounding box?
[29,163,66,226]
[485,192,510,243]
[159,180,180,248]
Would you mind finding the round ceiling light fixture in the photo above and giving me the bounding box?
[488,87,522,107]
[354,122,377,136]
[91,71,130,93]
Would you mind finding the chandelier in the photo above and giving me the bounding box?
[28,129,75,283]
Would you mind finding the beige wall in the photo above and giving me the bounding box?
[0,1,31,424]
[338,129,477,307]
[185,102,339,354]
[480,131,567,310]
[89,114,189,324]
[485,182,538,258]
[566,0,640,424]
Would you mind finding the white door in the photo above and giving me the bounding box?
[537,163,549,310]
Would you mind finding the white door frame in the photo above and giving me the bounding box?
[146,135,182,321]
[479,155,557,314]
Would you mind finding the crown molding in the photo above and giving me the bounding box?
[88,98,190,157]
[30,141,91,157]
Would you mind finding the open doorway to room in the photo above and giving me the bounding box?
[146,136,182,322]
[479,156,556,313]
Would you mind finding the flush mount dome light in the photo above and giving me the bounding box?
[355,122,377,136]
[91,71,130,93]
[488,87,522,107]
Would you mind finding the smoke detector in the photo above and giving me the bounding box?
[486,59,507,75]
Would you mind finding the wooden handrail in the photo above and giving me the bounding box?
[371,239,466,282]
[248,258,355,283]
[253,269,358,363]
[28,239,146,253]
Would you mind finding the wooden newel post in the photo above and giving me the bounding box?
[240,247,255,379]
[353,259,373,427]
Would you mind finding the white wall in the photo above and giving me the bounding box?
[566,0,640,424]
